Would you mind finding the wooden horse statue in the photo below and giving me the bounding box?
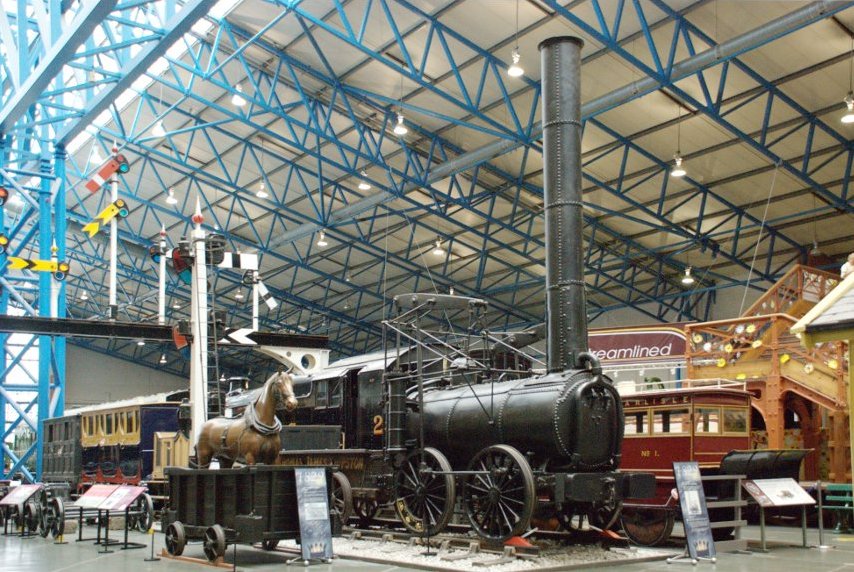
[195,370,297,468]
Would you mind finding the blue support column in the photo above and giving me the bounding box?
[53,147,66,418]
[36,154,52,478]
[0,135,6,475]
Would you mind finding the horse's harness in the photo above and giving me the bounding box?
[218,379,286,454]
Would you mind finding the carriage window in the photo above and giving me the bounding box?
[695,407,720,434]
[624,411,648,435]
[130,411,138,434]
[652,408,690,434]
[329,378,342,408]
[316,380,328,407]
[723,408,748,434]
[105,414,113,435]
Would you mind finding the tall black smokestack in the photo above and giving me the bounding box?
[539,36,588,373]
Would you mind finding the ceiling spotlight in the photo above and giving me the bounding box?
[317,230,328,247]
[449,285,455,295]
[432,237,445,256]
[681,266,695,285]
[234,288,245,301]
[232,83,247,107]
[159,353,167,365]
[393,113,408,136]
[137,339,146,347]
[843,92,854,124]
[358,170,371,191]
[172,301,181,310]
[80,291,89,301]
[671,154,686,178]
[507,48,524,77]
[256,182,269,199]
[165,187,178,205]
[152,120,166,137]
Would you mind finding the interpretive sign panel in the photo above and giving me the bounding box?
[295,467,333,562]
[0,484,42,506]
[74,484,119,509]
[674,461,716,560]
[100,486,147,511]
[743,479,815,508]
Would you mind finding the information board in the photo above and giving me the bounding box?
[74,484,119,509]
[743,479,815,508]
[0,484,42,506]
[294,467,333,562]
[673,461,716,560]
[100,486,147,511]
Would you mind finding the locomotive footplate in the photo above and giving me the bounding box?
[555,472,656,503]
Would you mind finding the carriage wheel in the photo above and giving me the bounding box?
[133,494,154,532]
[463,444,535,542]
[331,472,353,527]
[165,521,186,556]
[48,498,65,538]
[23,502,40,533]
[261,539,279,551]
[354,498,380,527]
[203,524,227,562]
[588,499,622,531]
[38,502,50,538]
[620,507,675,546]
[393,447,455,536]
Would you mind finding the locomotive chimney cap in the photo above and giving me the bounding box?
[538,36,584,51]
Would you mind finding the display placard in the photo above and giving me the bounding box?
[100,486,147,511]
[0,484,42,506]
[673,461,716,560]
[743,479,815,508]
[294,467,333,562]
[74,484,119,509]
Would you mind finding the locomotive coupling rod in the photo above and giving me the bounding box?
[425,470,490,476]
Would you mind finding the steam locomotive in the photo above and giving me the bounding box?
[227,36,655,543]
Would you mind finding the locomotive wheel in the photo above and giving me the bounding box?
[203,524,227,562]
[48,498,65,538]
[463,444,535,542]
[23,502,40,533]
[620,507,675,546]
[393,447,455,536]
[354,498,380,526]
[331,471,353,527]
[588,499,622,531]
[261,539,279,551]
[38,502,50,538]
[133,493,154,532]
[165,521,187,556]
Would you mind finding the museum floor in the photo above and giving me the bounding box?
[0,524,850,571]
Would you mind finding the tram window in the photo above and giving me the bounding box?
[723,408,748,434]
[316,380,328,407]
[695,408,720,433]
[652,408,690,434]
[624,411,648,435]
[329,378,342,408]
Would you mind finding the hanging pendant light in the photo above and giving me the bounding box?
[432,237,445,256]
[843,39,854,124]
[393,113,408,135]
[232,83,247,107]
[507,0,524,77]
[80,291,89,301]
[159,353,167,365]
[681,266,695,285]
[152,120,166,137]
[671,154,687,178]
[165,187,178,205]
[234,288,245,301]
[358,170,371,191]
[256,182,268,199]
[671,104,687,177]
[317,230,328,247]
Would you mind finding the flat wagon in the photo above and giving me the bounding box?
[162,465,328,562]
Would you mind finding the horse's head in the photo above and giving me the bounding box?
[270,370,298,412]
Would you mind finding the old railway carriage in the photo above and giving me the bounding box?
[42,391,185,495]
[618,380,752,545]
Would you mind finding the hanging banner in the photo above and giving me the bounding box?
[673,461,716,560]
[589,324,688,364]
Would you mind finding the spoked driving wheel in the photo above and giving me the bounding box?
[203,524,227,562]
[165,521,186,556]
[463,444,535,542]
[132,493,154,532]
[620,507,675,546]
[47,498,65,538]
[331,471,354,527]
[393,447,455,536]
[23,502,40,533]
